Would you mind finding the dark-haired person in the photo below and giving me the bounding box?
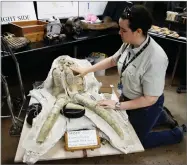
[71,5,186,148]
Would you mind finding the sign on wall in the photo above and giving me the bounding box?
[37,1,108,20]
[79,2,108,17]
[37,2,79,19]
[1,2,37,25]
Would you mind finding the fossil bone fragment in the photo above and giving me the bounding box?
[72,93,124,139]
[36,94,69,143]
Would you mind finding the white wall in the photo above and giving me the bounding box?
[37,1,108,19]
[1,2,36,25]
[1,1,108,24]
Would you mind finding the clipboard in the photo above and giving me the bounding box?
[64,129,101,151]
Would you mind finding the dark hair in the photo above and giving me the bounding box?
[120,5,152,35]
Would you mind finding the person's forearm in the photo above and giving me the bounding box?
[120,95,158,110]
[86,57,116,74]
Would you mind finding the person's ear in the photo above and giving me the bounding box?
[136,28,143,35]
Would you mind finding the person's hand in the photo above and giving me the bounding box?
[70,66,88,77]
[97,100,117,109]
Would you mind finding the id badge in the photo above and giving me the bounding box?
[117,82,123,95]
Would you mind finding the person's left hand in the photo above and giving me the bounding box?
[97,100,116,109]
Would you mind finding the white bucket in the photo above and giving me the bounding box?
[94,56,105,76]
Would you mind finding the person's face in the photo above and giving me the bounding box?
[118,18,139,44]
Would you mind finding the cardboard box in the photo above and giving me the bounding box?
[99,86,112,94]
[10,20,47,42]
[96,76,120,97]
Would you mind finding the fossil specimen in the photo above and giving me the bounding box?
[36,94,68,143]
[22,56,132,164]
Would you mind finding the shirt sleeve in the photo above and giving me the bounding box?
[142,57,168,96]
[112,43,125,64]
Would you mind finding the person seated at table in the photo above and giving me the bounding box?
[71,5,186,149]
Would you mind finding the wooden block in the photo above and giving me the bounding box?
[9,20,47,42]
[24,32,44,42]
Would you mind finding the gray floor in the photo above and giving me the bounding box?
[1,67,187,164]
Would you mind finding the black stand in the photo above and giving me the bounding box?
[1,37,27,136]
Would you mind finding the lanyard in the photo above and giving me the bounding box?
[119,37,151,85]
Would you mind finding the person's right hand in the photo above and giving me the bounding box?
[70,66,89,77]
